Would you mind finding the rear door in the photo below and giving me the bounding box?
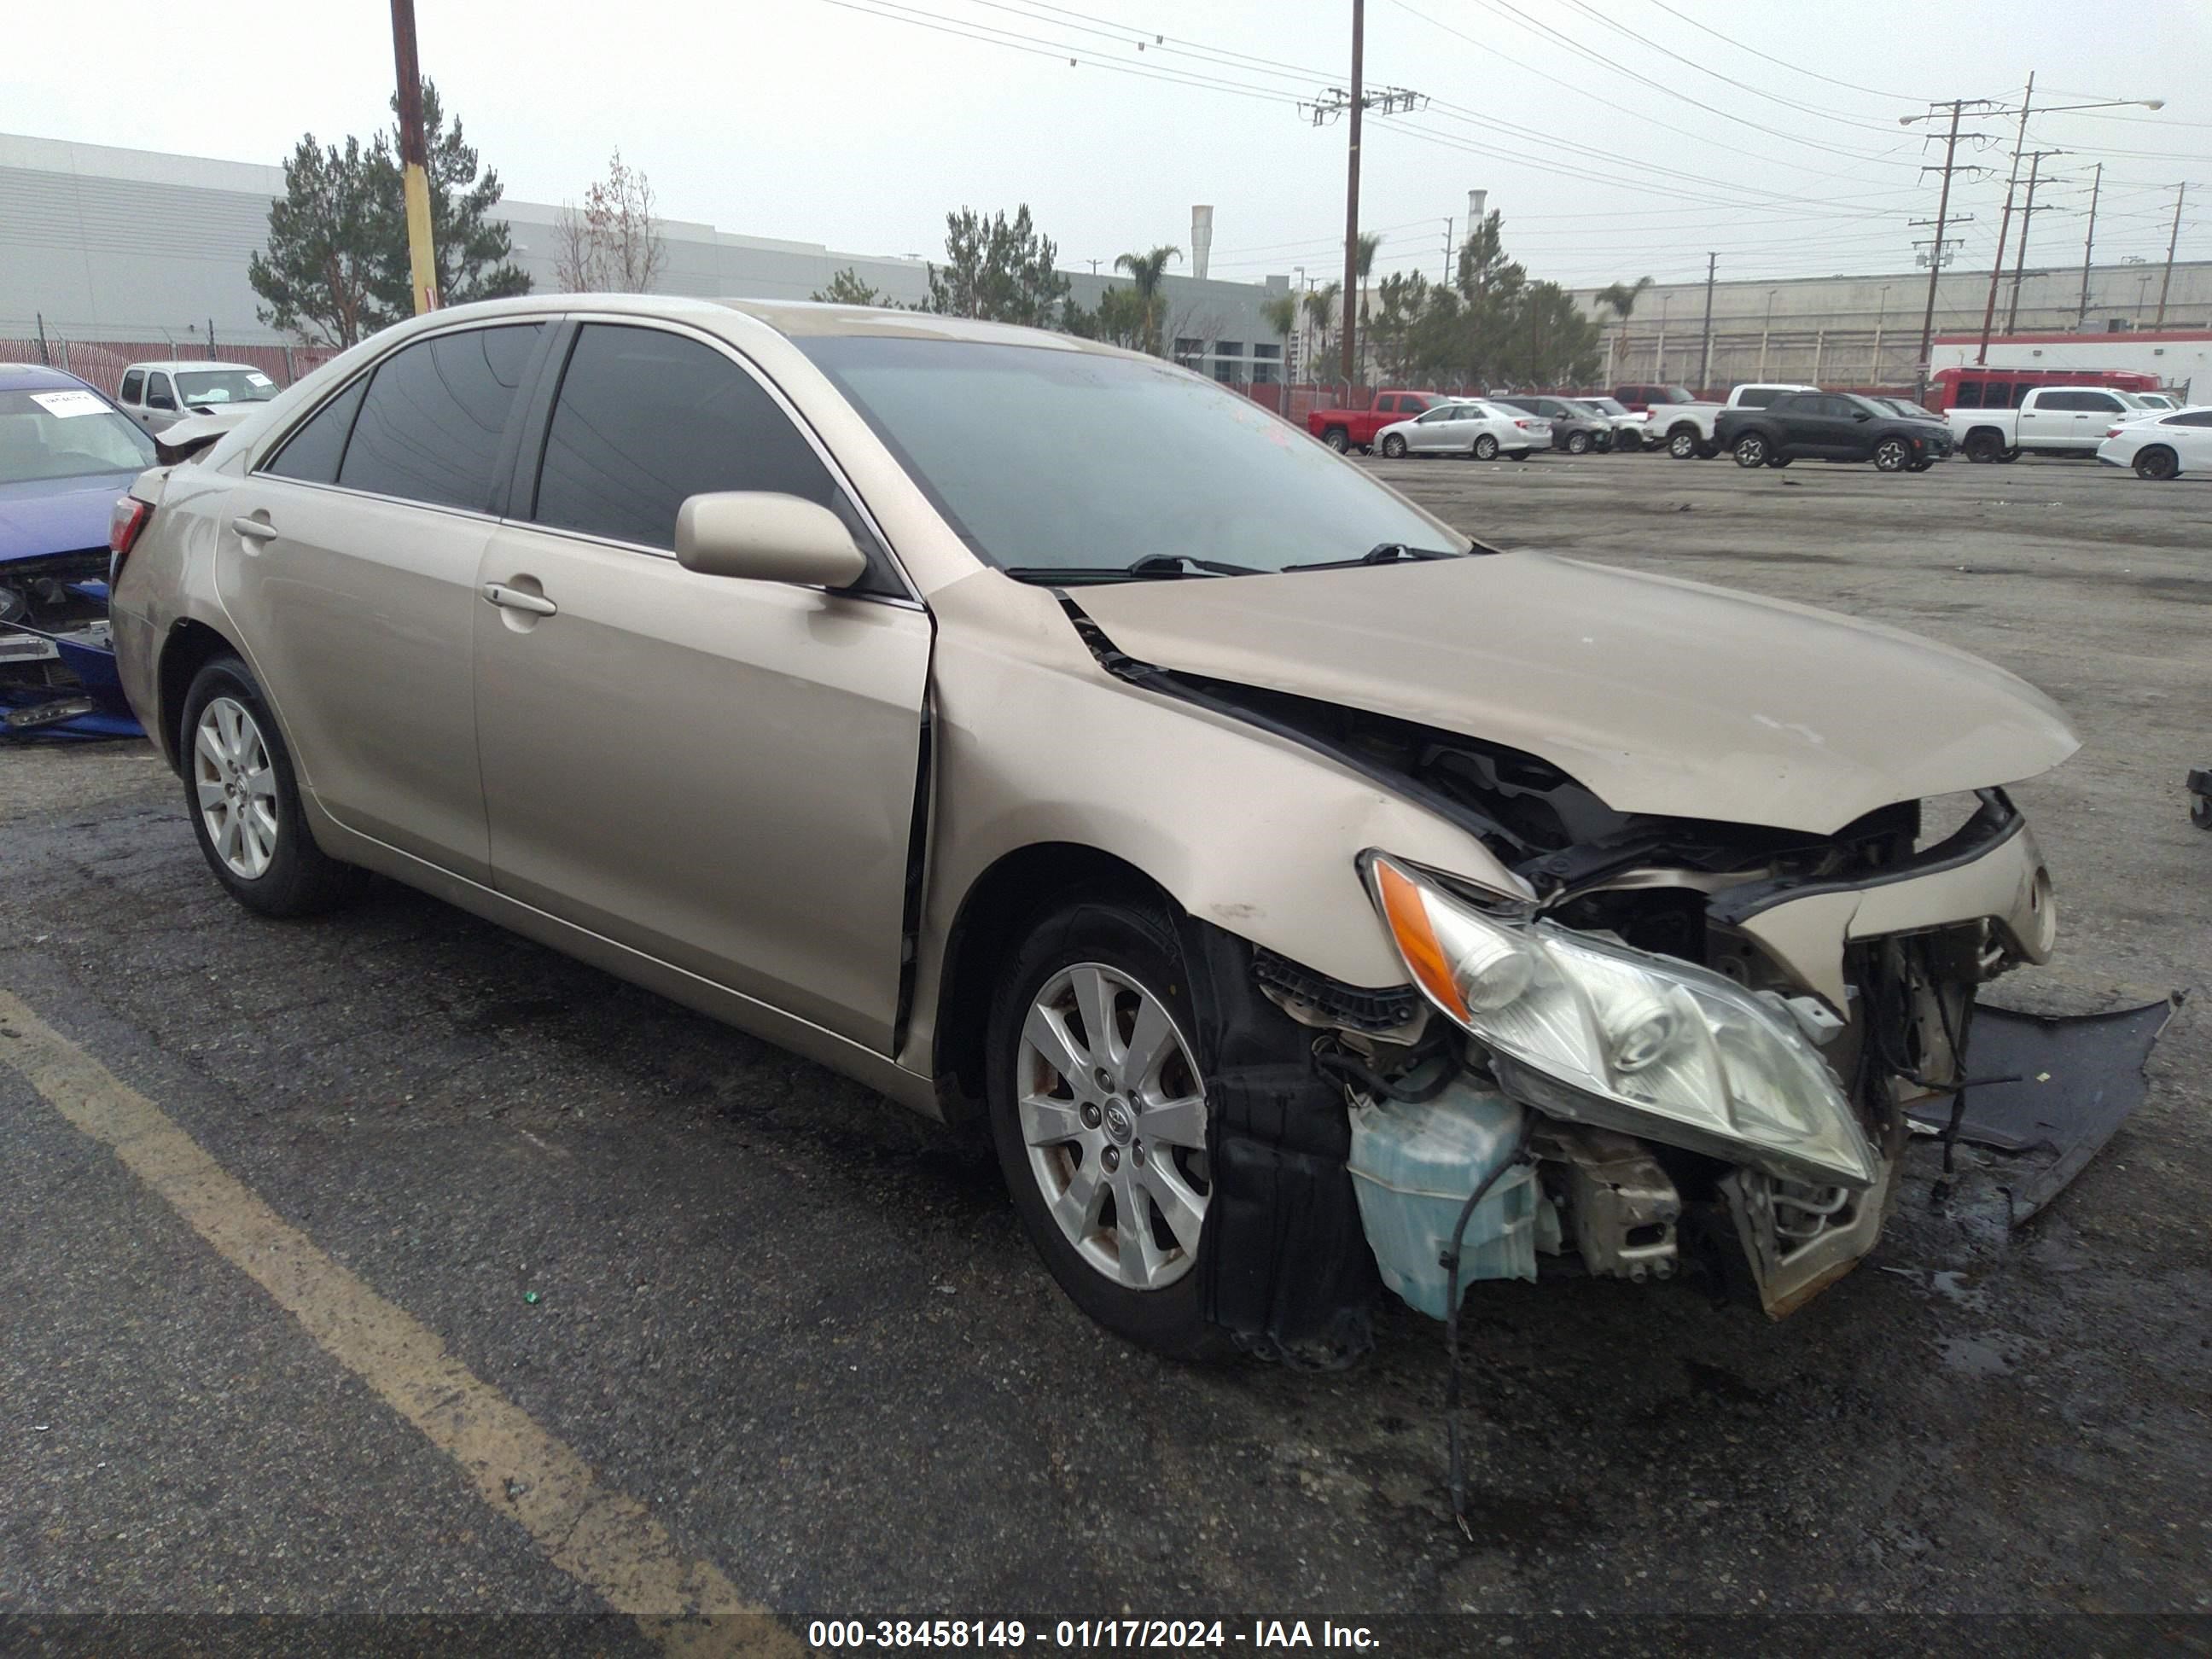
[219,321,549,882]
[472,319,931,1052]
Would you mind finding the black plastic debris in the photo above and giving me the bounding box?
[1907,998,2177,1222]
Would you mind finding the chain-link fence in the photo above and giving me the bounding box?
[0,328,337,393]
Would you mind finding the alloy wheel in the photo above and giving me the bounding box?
[1733,435,1767,468]
[194,696,279,880]
[1015,963,1210,1291]
[1875,439,1910,472]
[1669,430,1697,459]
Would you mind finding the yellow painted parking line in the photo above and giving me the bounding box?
[0,987,796,1657]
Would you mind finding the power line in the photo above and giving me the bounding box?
[1641,0,1923,102]
[1557,0,1911,131]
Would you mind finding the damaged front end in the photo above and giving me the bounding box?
[1213,686,2140,1323]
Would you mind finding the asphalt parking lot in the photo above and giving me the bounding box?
[3,449,2209,1640]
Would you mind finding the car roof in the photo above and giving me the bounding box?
[0,363,101,394]
[124,359,271,374]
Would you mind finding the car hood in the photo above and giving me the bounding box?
[0,471,137,563]
[1074,551,2080,835]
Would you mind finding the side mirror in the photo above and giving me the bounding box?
[675,492,870,589]
[1853,410,1872,422]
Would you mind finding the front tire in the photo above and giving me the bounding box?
[179,655,368,917]
[1380,433,1407,458]
[1732,434,1768,468]
[1473,434,1500,461]
[2134,445,2180,480]
[986,896,1225,1359]
[1873,437,1912,473]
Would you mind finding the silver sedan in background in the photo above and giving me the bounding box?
[1374,399,1551,461]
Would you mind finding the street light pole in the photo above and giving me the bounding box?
[389,0,439,314]
[1341,0,1364,383]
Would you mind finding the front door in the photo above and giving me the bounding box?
[219,323,547,882]
[472,321,931,1053]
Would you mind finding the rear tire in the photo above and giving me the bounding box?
[986,895,1229,1361]
[1565,430,1592,455]
[1667,427,1702,460]
[179,655,368,917]
[1473,434,1500,461]
[2134,445,2180,480]
[1321,426,1350,452]
[1963,430,2006,463]
[1380,433,1407,458]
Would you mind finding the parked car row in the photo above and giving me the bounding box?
[1307,389,1650,457]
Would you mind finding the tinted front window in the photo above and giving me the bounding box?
[120,370,145,404]
[531,323,837,550]
[797,335,1464,575]
[0,387,156,485]
[338,324,541,511]
[264,376,370,485]
[147,374,176,410]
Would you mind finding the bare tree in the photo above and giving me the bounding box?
[550,202,600,292]
[555,150,666,294]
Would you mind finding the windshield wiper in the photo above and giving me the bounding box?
[1000,553,1264,585]
[1282,541,1463,573]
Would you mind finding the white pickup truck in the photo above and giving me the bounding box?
[1651,383,1819,459]
[1947,385,2157,463]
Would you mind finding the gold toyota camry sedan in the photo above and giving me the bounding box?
[110,295,2080,1359]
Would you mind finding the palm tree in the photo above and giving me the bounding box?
[1302,281,1342,376]
[1115,245,1181,354]
[1593,275,1654,387]
[1260,291,1300,381]
[1353,232,1382,380]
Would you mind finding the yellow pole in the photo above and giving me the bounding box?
[391,0,439,312]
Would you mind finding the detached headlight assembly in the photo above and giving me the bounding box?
[1364,853,1877,1190]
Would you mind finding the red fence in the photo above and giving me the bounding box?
[0,337,338,393]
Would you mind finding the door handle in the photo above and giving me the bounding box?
[482,581,557,617]
[231,516,278,541]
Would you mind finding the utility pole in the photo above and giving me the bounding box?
[2005,149,2066,333]
[2076,162,2103,324]
[1299,6,1423,387]
[1342,0,1364,382]
[1904,96,1988,402]
[1441,216,1453,287]
[1696,253,1717,393]
[389,0,439,314]
[1977,72,2035,364]
[2154,183,2187,329]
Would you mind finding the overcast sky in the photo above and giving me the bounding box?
[8,1,2209,290]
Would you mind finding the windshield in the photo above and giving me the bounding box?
[1883,399,1941,420]
[1650,386,1695,405]
[1583,398,1629,416]
[0,387,156,486]
[796,337,1466,577]
[174,369,279,406]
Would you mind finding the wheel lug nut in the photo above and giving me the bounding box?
[1102,1146,1120,1172]
[1094,1068,1112,1089]
[1080,1103,1102,1129]
[1131,1141,1146,1167]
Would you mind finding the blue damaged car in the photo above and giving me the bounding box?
[0,363,158,736]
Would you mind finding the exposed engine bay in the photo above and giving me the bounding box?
[1202,680,2110,1322]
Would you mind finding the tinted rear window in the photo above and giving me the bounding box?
[265,376,370,485]
[337,324,541,511]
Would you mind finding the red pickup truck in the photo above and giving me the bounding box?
[1307,389,1440,452]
